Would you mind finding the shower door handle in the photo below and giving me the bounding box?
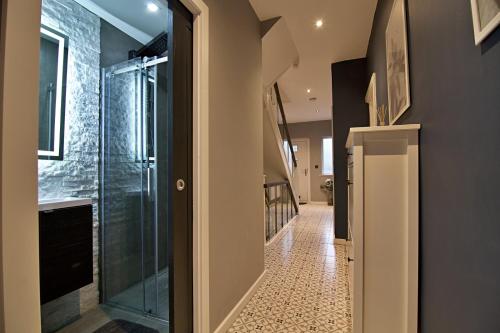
[147,166,152,197]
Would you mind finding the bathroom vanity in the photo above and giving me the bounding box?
[38,198,93,304]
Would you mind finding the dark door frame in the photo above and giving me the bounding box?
[168,1,194,332]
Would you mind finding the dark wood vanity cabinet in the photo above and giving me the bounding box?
[39,205,93,304]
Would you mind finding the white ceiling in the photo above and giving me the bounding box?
[250,0,378,123]
[75,0,168,42]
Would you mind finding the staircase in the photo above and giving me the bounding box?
[263,83,300,241]
[260,17,300,242]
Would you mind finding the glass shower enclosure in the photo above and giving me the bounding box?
[100,55,170,321]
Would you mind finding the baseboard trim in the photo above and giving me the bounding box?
[213,269,268,333]
[309,201,327,204]
[265,215,298,247]
[334,238,347,245]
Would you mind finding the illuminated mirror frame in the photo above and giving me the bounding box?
[38,26,68,160]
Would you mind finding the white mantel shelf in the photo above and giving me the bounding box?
[345,123,420,333]
[346,124,421,148]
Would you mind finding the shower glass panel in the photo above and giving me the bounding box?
[101,56,169,321]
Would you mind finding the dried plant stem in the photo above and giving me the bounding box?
[377,105,387,125]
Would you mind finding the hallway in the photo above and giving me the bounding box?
[228,204,351,332]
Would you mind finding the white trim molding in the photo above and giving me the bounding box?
[334,238,347,245]
[213,270,268,333]
[181,0,210,332]
[309,201,328,205]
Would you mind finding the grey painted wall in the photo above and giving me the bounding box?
[331,58,369,240]
[204,0,264,330]
[366,0,500,331]
[288,120,333,202]
[0,0,5,329]
[38,0,100,332]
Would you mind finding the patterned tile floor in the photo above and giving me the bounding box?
[228,204,351,333]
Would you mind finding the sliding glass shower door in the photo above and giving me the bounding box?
[100,57,169,321]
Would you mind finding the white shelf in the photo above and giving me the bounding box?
[39,197,92,211]
[346,124,420,333]
[345,124,421,148]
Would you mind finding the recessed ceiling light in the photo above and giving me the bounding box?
[315,19,324,29]
[307,89,311,93]
[147,2,159,12]
[316,108,320,113]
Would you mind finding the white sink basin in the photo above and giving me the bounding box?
[38,197,92,211]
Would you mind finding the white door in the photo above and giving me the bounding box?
[293,139,309,203]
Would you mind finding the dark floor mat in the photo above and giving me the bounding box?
[93,319,159,333]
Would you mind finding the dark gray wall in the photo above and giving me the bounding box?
[100,20,143,68]
[366,0,500,331]
[331,58,369,239]
[288,120,333,202]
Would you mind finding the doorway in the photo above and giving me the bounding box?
[2,0,205,331]
[100,56,170,319]
[292,139,310,204]
[99,0,193,331]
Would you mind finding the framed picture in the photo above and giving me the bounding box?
[470,0,500,45]
[386,0,410,125]
[365,73,378,127]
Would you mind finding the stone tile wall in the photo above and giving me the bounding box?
[38,0,100,331]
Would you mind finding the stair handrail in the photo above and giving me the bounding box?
[273,83,297,168]
[263,180,299,212]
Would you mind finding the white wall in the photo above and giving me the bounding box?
[262,18,299,87]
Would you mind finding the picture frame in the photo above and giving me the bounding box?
[365,73,378,127]
[385,0,411,125]
[470,0,500,45]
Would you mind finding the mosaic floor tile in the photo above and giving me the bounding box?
[227,204,352,333]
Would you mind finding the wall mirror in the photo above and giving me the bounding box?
[38,26,68,160]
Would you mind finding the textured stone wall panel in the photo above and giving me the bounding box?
[38,0,100,331]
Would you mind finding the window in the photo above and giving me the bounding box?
[322,137,333,175]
